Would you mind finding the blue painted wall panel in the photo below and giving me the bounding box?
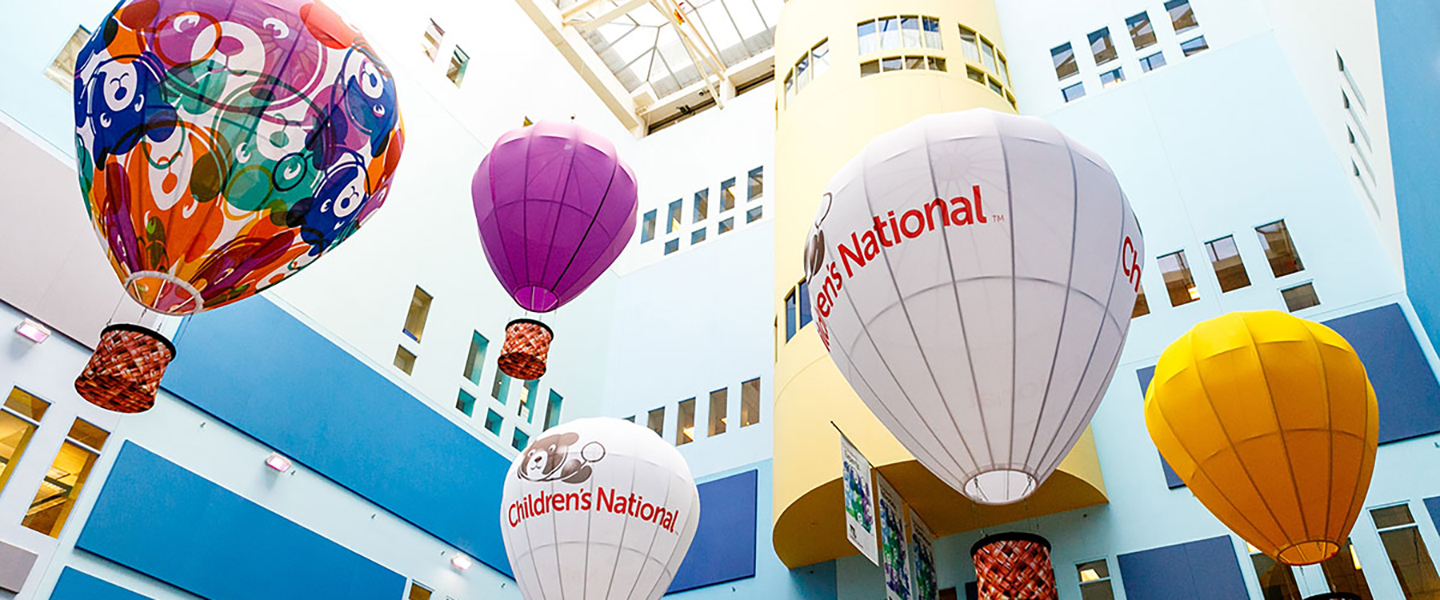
[1117,536,1246,600]
[161,299,514,575]
[49,569,153,600]
[671,470,759,592]
[1425,497,1440,537]
[75,442,407,600]
[1135,366,1186,489]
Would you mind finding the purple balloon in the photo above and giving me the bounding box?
[472,121,638,313]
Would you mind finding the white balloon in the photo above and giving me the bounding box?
[805,109,1143,505]
[501,417,701,600]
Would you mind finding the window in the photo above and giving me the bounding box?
[1158,250,1200,307]
[1205,236,1250,292]
[446,47,469,86]
[1140,52,1167,72]
[44,27,91,91]
[1318,539,1374,599]
[1281,283,1320,312]
[668,199,683,233]
[798,280,813,328]
[784,70,794,103]
[641,210,657,243]
[748,167,764,200]
[543,391,563,430]
[1166,0,1199,34]
[997,54,1010,86]
[1255,220,1304,277]
[1089,28,1117,65]
[1101,68,1124,89]
[1062,82,1087,103]
[879,17,900,50]
[1181,36,1209,57]
[484,409,503,435]
[408,581,434,600]
[1370,504,1440,597]
[692,228,707,245]
[1132,287,1150,318]
[719,217,735,235]
[456,390,476,416]
[694,189,709,221]
[421,20,444,61]
[858,20,878,55]
[463,332,489,385]
[861,60,880,77]
[518,379,539,422]
[394,346,417,374]
[623,415,635,423]
[922,17,942,49]
[784,289,798,341]
[741,378,761,427]
[1128,12,1157,49]
[1052,43,1078,80]
[647,407,665,438]
[402,287,433,341]
[967,66,986,84]
[0,389,49,495]
[928,56,948,72]
[960,27,981,62]
[906,55,926,71]
[720,178,737,212]
[709,388,728,437]
[1076,559,1115,600]
[664,239,680,255]
[981,37,998,73]
[1249,544,1303,600]
[491,370,512,402]
[901,16,921,48]
[676,398,696,445]
[882,56,903,72]
[512,429,529,451]
[23,419,108,537]
[988,76,1004,95]
[747,206,764,223]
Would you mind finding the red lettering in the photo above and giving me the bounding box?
[900,209,925,238]
[926,198,950,229]
[839,233,868,277]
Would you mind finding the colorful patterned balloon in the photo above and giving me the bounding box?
[73,0,404,315]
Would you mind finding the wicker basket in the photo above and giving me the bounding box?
[74,324,176,413]
[971,533,1057,600]
[497,319,553,380]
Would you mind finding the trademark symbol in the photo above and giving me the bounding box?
[990,214,1005,222]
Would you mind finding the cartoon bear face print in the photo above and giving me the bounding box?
[517,432,606,485]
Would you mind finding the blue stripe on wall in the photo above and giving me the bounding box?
[671,469,759,592]
[50,569,153,600]
[75,442,407,600]
[161,298,514,575]
[1117,536,1246,600]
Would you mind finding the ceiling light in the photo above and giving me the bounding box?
[1079,569,1100,583]
[1187,286,1200,300]
[683,426,695,440]
[15,319,50,343]
[264,453,292,472]
[1351,544,1362,570]
[451,554,473,571]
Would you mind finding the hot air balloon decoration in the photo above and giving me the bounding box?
[472,121,638,380]
[72,0,405,412]
[501,417,700,600]
[1145,310,1379,565]
[805,109,1144,505]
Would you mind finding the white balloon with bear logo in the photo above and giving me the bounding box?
[501,417,701,600]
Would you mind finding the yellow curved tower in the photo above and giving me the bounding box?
[771,0,1109,568]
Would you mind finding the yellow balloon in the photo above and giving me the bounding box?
[1144,310,1378,565]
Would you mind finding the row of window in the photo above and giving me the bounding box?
[1339,52,1380,213]
[0,388,111,539]
[862,55,947,76]
[642,167,766,257]
[623,379,763,446]
[784,39,831,102]
[1134,219,1314,319]
[1052,1,1207,103]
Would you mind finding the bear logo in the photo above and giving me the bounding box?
[804,192,833,282]
[517,432,606,484]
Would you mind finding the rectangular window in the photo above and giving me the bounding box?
[491,370,512,403]
[647,407,666,438]
[720,178,737,212]
[718,217,735,235]
[709,388,728,437]
[1158,250,1200,307]
[784,70,794,102]
[861,59,880,77]
[692,228,707,245]
[641,210,657,243]
[1319,539,1374,599]
[784,289,798,341]
[456,390,476,416]
[881,56,903,72]
[484,409,503,435]
[1181,36,1209,57]
[1249,545,1303,600]
[1140,52,1167,72]
[1167,0,1199,34]
[1370,505,1440,597]
[1062,82,1087,103]
[1133,287,1150,318]
[997,55,1010,86]
[747,206,763,223]
[676,398,696,445]
[981,37,998,73]
[544,391,563,430]
[44,27,91,92]
[409,581,434,600]
[394,346,417,374]
[1089,28,1117,65]
[512,429,529,451]
[1052,43,1078,80]
[927,56,948,72]
[1076,559,1115,600]
[906,55,926,71]
[1101,68,1124,89]
[518,379,539,422]
[1205,236,1250,292]
[1128,12,1157,49]
[879,17,901,50]
[693,189,708,222]
[858,20,878,55]
[664,239,680,255]
[422,20,444,61]
[402,287,433,341]
[967,66,987,84]
[1256,220,1304,277]
[623,415,635,423]
[1282,283,1320,312]
[988,76,1004,95]
[668,199,683,233]
[798,280,813,328]
[795,53,810,91]
[0,389,49,495]
[446,47,469,86]
[901,15,921,48]
[741,378,761,427]
[923,17,942,49]
[23,419,108,537]
[748,167,764,200]
[464,332,489,385]
[960,27,981,62]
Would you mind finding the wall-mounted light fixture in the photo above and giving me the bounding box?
[264,453,292,472]
[451,554,473,571]
[14,319,50,343]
